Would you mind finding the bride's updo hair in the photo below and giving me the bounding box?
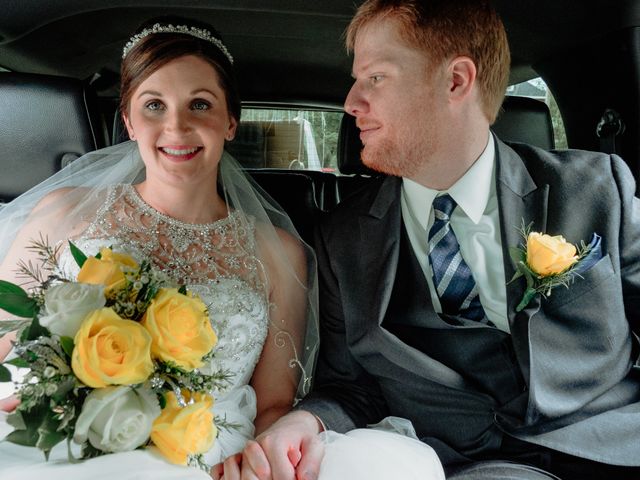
[119,16,241,122]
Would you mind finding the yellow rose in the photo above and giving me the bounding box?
[77,248,138,293]
[72,307,154,388]
[141,288,217,371]
[526,232,578,276]
[150,390,216,465]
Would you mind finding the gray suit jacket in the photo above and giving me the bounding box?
[300,137,640,466]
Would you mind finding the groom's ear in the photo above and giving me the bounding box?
[122,113,136,141]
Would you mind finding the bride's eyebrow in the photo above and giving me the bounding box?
[191,88,218,98]
[137,90,162,99]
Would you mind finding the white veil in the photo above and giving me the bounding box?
[0,140,318,399]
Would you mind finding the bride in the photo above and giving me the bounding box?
[0,17,444,480]
[0,17,317,480]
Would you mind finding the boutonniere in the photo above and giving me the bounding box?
[509,222,602,312]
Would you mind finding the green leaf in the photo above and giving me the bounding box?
[5,428,39,447]
[508,246,526,266]
[516,287,538,312]
[178,285,187,295]
[4,404,46,447]
[59,336,75,358]
[36,414,65,457]
[519,261,536,289]
[6,410,26,430]
[0,293,38,318]
[0,319,31,336]
[21,316,50,342]
[0,363,11,382]
[0,282,38,317]
[52,377,75,403]
[0,280,29,297]
[158,392,167,409]
[6,357,30,368]
[68,241,88,268]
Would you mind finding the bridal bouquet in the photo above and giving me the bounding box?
[0,238,232,469]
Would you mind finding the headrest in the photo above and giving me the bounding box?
[0,73,105,202]
[492,95,554,149]
[337,113,377,176]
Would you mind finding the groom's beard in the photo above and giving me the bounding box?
[361,122,440,179]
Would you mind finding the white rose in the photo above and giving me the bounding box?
[39,283,106,337]
[74,385,161,453]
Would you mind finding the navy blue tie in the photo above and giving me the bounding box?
[427,194,488,323]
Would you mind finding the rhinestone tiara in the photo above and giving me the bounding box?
[122,23,234,64]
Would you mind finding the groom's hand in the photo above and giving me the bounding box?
[246,410,325,480]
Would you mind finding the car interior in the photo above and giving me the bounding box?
[1,1,638,243]
[0,1,639,475]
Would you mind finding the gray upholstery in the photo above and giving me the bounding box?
[0,73,105,202]
[492,95,555,149]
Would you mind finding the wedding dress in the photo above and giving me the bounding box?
[0,183,270,479]
[0,167,444,480]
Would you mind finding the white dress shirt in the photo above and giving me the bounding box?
[400,133,509,332]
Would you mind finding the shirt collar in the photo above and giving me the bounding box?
[402,131,494,228]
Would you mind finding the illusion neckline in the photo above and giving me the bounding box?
[123,183,238,230]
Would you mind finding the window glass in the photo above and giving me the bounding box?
[228,108,342,171]
[506,77,567,149]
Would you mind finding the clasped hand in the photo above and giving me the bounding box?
[211,411,324,480]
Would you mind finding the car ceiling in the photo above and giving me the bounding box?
[0,0,638,106]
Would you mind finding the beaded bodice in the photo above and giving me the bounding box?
[77,184,266,290]
[58,184,270,390]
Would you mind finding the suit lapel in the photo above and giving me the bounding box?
[355,176,470,390]
[357,176,403,326]
[495,138,549,383]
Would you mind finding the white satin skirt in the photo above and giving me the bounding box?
[319,417,446,480]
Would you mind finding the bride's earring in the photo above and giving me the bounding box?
[123,114,136,141]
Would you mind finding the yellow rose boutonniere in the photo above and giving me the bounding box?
[509,222,601,311]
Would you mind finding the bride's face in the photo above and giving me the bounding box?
[123,54,237,188]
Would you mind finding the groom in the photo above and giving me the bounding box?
[234,0,640,479]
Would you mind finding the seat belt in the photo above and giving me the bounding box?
[596,108,625,154]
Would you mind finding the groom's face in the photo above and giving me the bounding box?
[344,19,448,178]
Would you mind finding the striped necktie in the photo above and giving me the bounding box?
[427,194,488,323]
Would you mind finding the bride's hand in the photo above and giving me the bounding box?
[0,331,19,413]
[0,330,16,361]
[0,394,19,412]
[210,440,303,480]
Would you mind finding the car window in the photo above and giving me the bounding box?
[229,108,342,172]
[506,77,567,149]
